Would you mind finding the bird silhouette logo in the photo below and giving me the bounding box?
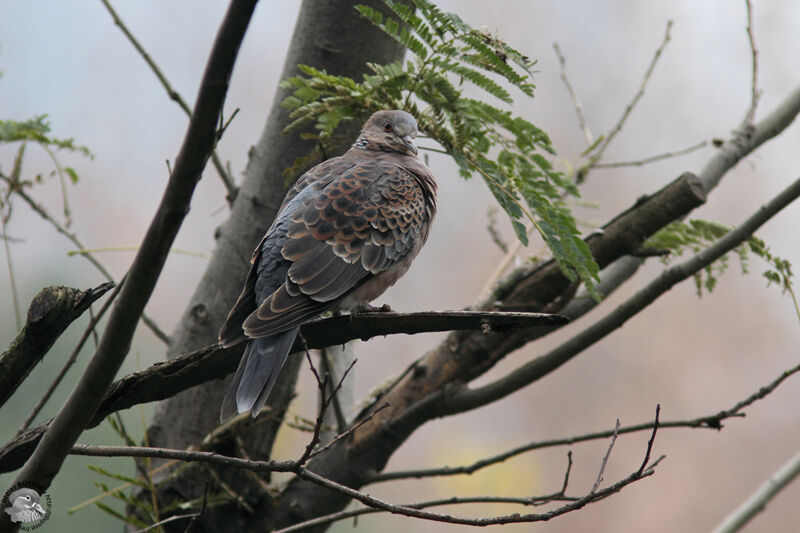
[3,486,50,527]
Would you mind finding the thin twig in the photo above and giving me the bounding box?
[99,0,238,203]
[591,419,620,493]
[561,451,574,494]
[297,351,330,464]
[273,494,581,533]
[638,404,660,475]
[183,481,209,533]
[318,347,350,435]
[297,353,357,465]
[67,403,662,532]
[553,42,593,146]
[1,144,23,329]
[577,19,673,183]
[1,210,20,331]
[593,140,708,168]
[371,361,800,484]
[309,402,390,460]
[486,206,509,253]
[596,20,673,159]
[293,455,658,529]
[39,143,73,227]
[70,439,658,529]
[743,0,760,125]
[131,512,201,533]
[0,172,170,344]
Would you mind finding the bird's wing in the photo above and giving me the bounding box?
[239,155,434,339]
[218,157,350,347]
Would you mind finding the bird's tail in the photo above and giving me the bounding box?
[220,327,298,421]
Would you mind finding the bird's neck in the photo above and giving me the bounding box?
[353,135,378,151]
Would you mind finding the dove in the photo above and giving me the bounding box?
[218,110,437,420]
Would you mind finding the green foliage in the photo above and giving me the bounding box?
[647,220,796,299]
[0,114,92,230]
[279,0,600,298]
[0,114,92,157]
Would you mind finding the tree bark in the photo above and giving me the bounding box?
[0,283,112,408]
[139,1,409,530]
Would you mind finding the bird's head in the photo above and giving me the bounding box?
[359,110,419,157]
[7,488,45,516]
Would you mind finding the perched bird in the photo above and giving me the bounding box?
[4,488,46,523]
[219,110,437,420]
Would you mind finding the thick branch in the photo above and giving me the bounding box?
[496,172,705,310]
[445,174,800,412]
[0,311,564,473]
[1,0,258,507]
[0,283,113,408]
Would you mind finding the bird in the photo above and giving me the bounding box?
[4,488,46,523]
[218,110,437,420]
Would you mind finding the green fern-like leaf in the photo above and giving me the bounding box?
[648,220,795,299]
[280,0,600,298]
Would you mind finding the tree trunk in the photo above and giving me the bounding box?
[139,1,407,530]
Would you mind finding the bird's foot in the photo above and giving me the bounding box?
[352,303,393,314]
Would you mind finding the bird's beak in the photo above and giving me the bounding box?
[400,134,418,156]
[33,503,45,515]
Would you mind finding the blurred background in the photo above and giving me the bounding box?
[1,1,799,531]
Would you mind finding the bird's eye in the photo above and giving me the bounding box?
[383,122,393,133]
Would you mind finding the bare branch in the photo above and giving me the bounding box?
[743,0,760,125]
[318,344,354,439]
[67,437,659,530]
[443,173,800,412]
[309,403,389,460]
[130,512,201,533]
[370,361,800,484]
[4,0,258,498]
[578,19,673,182]
[0,172,170,344]
[293,458,659,528]
[701,85,800,192]
[296,353,356,465]
[638,404,660,475]
[273,493,581,533]
[0,310,562,473]
[100,0,238,203]
[0,283,113,409]
[593,140,708,168]
[711,449,800,533]
[591,419,620,493]
[561,451,574,494]
[17,279,123,434]
[70,444,296,472]
[56,356,800,532]
[553,42,594,146]
[599,19,673,155]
